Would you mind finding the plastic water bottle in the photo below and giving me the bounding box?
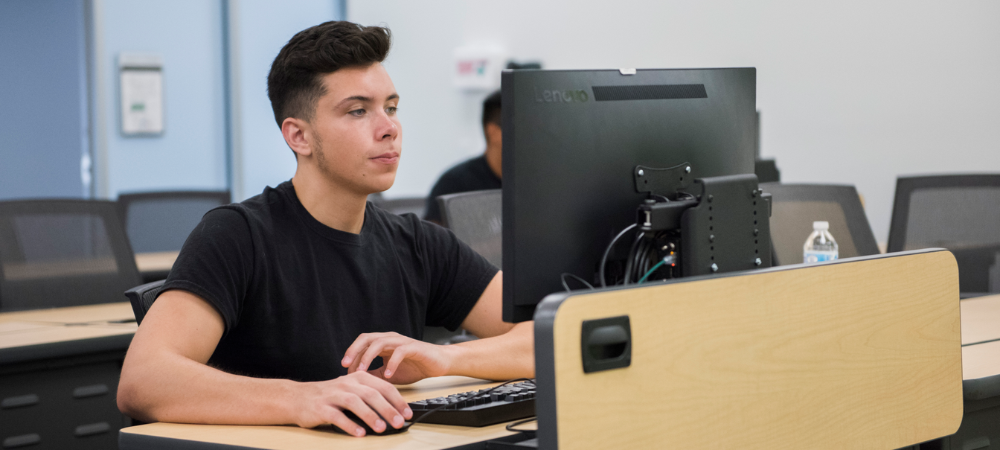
[803,221,839,263]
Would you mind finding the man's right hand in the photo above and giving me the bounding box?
[295,371,412,436]
[118,290,413,435]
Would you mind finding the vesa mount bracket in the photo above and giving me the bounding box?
[632,163,773,276]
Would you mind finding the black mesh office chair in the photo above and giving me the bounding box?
[438,189,502,268]
[420,190,503,345]
[117,190,230,254]
[760,183,880,267]
[0,199,142,311]
[379,197,427,217]
[887,174,1000,295]
[124,279,166,325]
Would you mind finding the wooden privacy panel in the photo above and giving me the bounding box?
[544,250,962,449]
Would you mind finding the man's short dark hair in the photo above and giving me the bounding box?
[267,21,391,128]
[482,90,502,131]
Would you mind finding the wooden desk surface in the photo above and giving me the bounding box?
[0,323,137,350]
[0,321,49,334]
[0,302,136,351]
[119,377,522,450]
[963,340,1000,381]
[134,250,179,273]
[0,302,137,366]
[0,302,135,325]
[0,303,138,349]
[961,294,1000,346]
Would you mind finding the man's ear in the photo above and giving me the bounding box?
[281,117,312,158]
[486,122,502,146]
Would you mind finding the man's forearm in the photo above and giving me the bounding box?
[444,321,535,380]
[119,348,303,425]
[121,288,411,432]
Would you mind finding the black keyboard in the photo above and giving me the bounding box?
[408,379,536,427]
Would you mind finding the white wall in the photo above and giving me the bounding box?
[349,0,1000,242]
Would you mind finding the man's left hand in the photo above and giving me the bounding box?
[342,332,455,385]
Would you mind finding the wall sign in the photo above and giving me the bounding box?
[453,43,506,91]
[118,53,164,136]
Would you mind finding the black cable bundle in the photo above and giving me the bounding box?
[622,232,645,285]
[622,230,672,285]
[572,193,694,291]
[598,224,636,287]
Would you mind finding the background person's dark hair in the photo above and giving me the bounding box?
[482,90,502,133]
[267,21,391,129]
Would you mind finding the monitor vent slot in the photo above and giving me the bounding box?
[592,84,707,101]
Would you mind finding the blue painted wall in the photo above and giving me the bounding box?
[230,0,340,200]
[0,0,88,200]
[1,0,345,201]
[94,0,228,198]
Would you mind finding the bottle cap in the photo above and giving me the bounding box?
[813,221,829,231]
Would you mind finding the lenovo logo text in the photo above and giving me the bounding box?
[534,87,589,103]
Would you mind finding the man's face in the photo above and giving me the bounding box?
[307,63,401,194]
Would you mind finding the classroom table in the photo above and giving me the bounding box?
[961,294,1000,346]
[1,302,137,449]
[926,294,1000,450]
[118,376,531,450]
[117,295,1000,450]
[0,302,135,326]
[134,250,179,283]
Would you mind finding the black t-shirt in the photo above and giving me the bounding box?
[424,155,501,222]
[161,181,498,382]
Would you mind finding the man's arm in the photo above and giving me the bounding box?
[343,272,535,382]
[441,271,534,380]
[118,290,412,436]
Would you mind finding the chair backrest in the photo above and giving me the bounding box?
[0,199,142,311]
[887,174,1000,294]
[380,196,426,217]
[124,279,166,325]
[760,183,879,266]
[754,158,780,183]
[118,190,230,254]
[437,189,502,268]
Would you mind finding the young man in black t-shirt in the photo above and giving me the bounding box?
[117,22,533,437]
[423,90,502,224]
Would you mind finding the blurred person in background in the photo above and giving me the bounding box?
[424,90,502,224]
